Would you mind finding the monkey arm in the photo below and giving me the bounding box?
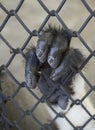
[25,49,40,88]
[50,48,85,81]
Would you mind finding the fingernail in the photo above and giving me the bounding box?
[50,74,54,79]
[48,56,54,65]
[38,51,42,57]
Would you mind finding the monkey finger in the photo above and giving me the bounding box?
[58,95,69,110]
[25,70,37,88]
[50,66,63,81]
[36,39,49,63]
[51,73,61,81]
[25,70,32,87]
[50,72,62,81]
[25,50,39,88]
[31,75,37,89]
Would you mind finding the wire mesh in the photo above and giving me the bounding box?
[0,0,95,130]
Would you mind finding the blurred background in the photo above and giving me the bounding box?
[0,0,95,130]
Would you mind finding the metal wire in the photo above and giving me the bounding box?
[0,0,95,130]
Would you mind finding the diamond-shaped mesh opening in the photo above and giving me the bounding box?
[1,17,29,48]
[82,56,95,86]
[44,17,64,27]
[59,0,90,30]
[41,0,62,10]
[80,18,95,51]
[18,1,48,30]
[70,37,90,57]
[1,0,20,11]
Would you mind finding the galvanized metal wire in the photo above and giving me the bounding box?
[0,0,95,130]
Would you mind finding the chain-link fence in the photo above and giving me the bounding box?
[0,0,95,130]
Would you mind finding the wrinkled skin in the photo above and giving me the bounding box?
[25,26,84,110]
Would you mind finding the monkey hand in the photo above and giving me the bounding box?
[36,26,71,69]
